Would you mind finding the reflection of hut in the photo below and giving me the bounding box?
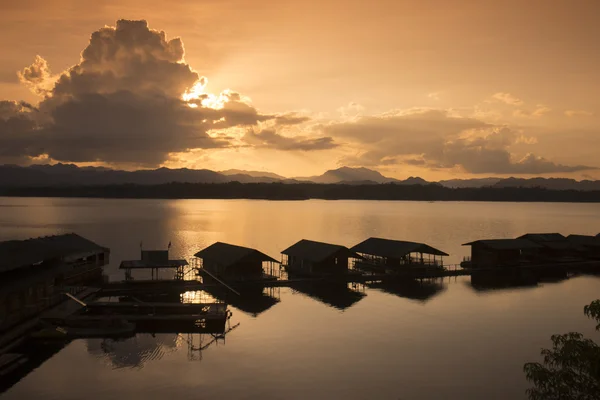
[202,286,280,317]
[462,239,542,268]
[86,334,178,369]
[368,279,445,302]
[351,237,448,275]
[517,233,574,261]
[469,271,539,291]
[289,282,365,310]
[566,235,600,259]
[1,341,65,393]
[281,239,359,277]
[120,249,189,281]
[194,242,279,282]
[0,233,109,334]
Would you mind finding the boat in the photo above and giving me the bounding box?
[30,319,135,340]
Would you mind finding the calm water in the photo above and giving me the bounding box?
[1,198,600,399]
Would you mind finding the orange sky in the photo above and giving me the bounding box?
[1,0,599,180]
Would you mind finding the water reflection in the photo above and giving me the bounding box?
[468,269,571,292]
[0,342,64,394]
[4,199,600,400]
[87,334,177,369]
[368,279,446,302]
[289,282,366,310]
[201,286,280,317]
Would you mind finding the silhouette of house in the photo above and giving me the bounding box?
[462,239,542,268]
[0,233,109,333]
[120,249,188,281]
[517,233,574,261]
[565,234,600,259]
[350,237,448,274]
[281,239,359,277]
[194,242,279,282]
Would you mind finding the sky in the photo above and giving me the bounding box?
[1,0,599,180]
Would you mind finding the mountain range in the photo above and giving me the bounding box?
[0,164,599,191]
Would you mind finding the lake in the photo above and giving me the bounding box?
[1,198,599,399]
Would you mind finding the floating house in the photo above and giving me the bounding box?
[194,242,279,282]
[565,234,600,259]
[462,239,542,268]
[281,239,359,277]
[120,248,189,281]
[516,233,574,261]
[350,237,448,275]
[0,233,109,334]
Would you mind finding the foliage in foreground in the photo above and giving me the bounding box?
[524,300,600,400]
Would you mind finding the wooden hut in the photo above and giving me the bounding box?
[0,233,109,334]
[516,233,574,261]
[350,237,448,275]
[281,239,359,277]
[462,239,542,268]
[120,249,189,281]
[194,242,279,282]
[565,234,600,259]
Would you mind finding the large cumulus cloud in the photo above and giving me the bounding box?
[324,109,596,174]
[0,19,315,166]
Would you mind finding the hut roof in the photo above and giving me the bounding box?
[517,233,572,250]
[566,234,600,248]
[194,242,278,267]
[281,239,358,263]
[518,233,566,242]
[0,233,108,274]
[462,239,542,250]
[351,237,449,258]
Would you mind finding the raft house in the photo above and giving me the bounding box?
[463,233,600,270]
[0,234,109,336]
[565,234,600,259]
[461,238,542,269]
[281,239,360,277]
[350,237,449,277]
[120,247,190,282]
[193,242,280,284]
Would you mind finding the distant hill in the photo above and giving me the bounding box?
[0,164,277,186]
[492,177,600,191]
[294,167,401,184]
[439,178,502,188]
[1,164,599,190]
[220,169,286,180]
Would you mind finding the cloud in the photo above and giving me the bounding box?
[427,92,441,101]
[1,20,275,167]
[243,128,337,151]
[565,109,594,117]
[439,139,594,174]
[337,102,365,118]
[490,92,524,106]
[513,105,551,118]
[274,113,311,126]
[323,108,596,174]
[17,55,54,96]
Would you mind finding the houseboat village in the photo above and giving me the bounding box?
[1,231,600,387]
